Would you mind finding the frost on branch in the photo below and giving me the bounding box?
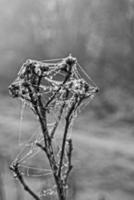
[9,54,98,200]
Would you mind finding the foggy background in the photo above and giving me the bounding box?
[1,0,134,199]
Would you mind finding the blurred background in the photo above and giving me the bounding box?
[1,0,134,199]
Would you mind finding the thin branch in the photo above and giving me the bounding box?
[58,96,77,178]
[50,102,66,138]
[10,163,40,200]
[58,119,70,178]
[65,138,73,183]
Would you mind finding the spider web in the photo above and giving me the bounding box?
[9,55,98,197]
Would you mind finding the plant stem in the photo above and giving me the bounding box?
[10,164,40,200]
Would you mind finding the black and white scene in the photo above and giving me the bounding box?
[0,1,134,200]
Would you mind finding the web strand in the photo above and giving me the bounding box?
[18,100,26,146]
[20,164,52,177]
[39,57,64,62]
[77,62,98,88]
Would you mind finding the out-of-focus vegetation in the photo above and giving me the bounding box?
[1,0,134,199]
[1,0,134,120]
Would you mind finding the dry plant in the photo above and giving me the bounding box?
[9,54,98,200]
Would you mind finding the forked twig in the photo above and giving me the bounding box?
[10,163,40,200]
